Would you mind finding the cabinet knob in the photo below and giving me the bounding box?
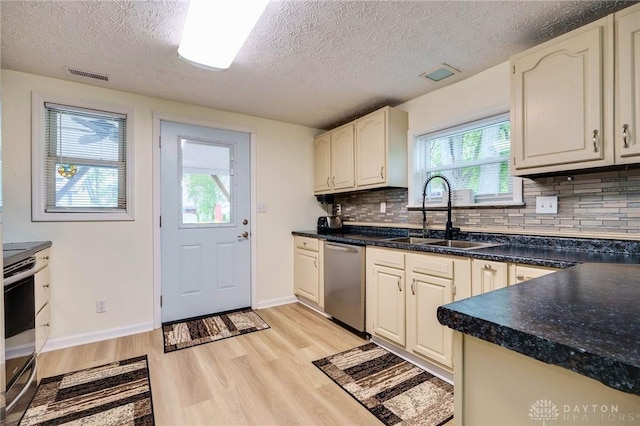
[43,322,50,327]
[411,279,415,295]
[43,284,50,288]
[314,259,317,268]
[397,281,402,292]
[326,177,330,187]
[332,176,335,186]
[380,166,384,179]
[516,274,525,281]
[43,256,49,260]
[483,264,493,270]
[623,124,630,149]
[593,129,599,152]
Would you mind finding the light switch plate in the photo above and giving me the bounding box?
[257,203,267,213]
[536,196,558,214]
[380,202,386,213]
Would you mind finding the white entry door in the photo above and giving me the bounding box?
[160,121,251,323]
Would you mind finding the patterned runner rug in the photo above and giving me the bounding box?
[313,343,454,426]
[162,307,270,353]
[20,355,154,426]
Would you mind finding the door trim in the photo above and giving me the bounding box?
[152,112,258,329]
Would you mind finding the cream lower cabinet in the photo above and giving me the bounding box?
[34,248,51,354]
[293,237,323,306]
[508,264,559,285]
[367,247,471,370]
[366,248,406,345]
[471,259,508,295]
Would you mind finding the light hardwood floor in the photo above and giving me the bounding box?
[39,303,379,425]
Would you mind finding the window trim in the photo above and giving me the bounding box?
[31,92,135,221]
[407,111,523,209]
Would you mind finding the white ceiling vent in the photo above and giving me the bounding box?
[419,64,460,82]
[65,67,109,82]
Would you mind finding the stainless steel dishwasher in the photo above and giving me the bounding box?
[324,242,365,332]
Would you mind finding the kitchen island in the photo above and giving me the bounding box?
[437,263,640,425]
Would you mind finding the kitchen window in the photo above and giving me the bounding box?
[409,112,522,208]
[32,94,134,221]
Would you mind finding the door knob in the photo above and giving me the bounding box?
[238,231,249,239]
[242,219,248,225]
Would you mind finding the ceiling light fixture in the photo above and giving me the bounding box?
[419,64,461,82]
[178,0,269,71]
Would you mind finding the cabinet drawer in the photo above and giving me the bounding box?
[295,236,319,252]
[34,248,50,273]
[35,266,50,314]
[35,302,51,354]
[368,248,405,269]
[408,253,454,279]
[513,265,557,284]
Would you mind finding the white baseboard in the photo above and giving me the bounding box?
[41,321,154,353]
[371,336,454,385]
[254,295,298,310]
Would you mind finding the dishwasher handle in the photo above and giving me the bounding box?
[325,243,361,253]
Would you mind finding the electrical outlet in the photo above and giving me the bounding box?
[96,299,107,313]
[335,204,342,215]
[536,196,558,214]
[380,202,386,213]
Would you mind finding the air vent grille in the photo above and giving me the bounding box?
[66,67,109,82]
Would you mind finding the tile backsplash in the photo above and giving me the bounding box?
[333,169,640,236]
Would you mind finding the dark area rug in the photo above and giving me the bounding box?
[162,307,270,353]
[20,355,154,426]
[313,342,454,426]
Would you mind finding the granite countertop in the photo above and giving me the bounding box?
[293,230,640,267]
[437,263,640,395]
[3,241,52,267]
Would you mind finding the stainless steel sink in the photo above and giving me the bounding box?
[383,237,447,244]
[425,240,504,250]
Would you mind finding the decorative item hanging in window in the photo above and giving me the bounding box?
[56,120,78,179]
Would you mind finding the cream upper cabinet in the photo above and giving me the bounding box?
[313,132,331,193]
[330,123,356,191]
[313,105,407,194]
[293,237,323,306]
[511,15,613,175]
[471,259,508,295]
[615,4,640,163]
[509,264,558,285]
[355,107,408,189]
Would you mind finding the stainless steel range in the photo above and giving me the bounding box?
[3,255,38,425]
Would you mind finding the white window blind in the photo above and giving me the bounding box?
[43,102,127,213]
[412,112,521,207]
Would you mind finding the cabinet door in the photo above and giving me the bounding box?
[372,264,405,346]
[511,20,609,172]
[615,5,640,163]
[356,109,386,187]
[330,124,355,190]
[472,259,508,295]
[313,133,332,193]
[294,248,319,303]
[406,271,453,368]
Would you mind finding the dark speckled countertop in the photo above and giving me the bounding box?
[293,227,640,395]
[3,241,52,267]
[437,263,640,395]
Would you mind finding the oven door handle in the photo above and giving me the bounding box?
[4,264,37,286]
[6,358,37,413]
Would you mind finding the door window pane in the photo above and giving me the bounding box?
[180,139,233,225]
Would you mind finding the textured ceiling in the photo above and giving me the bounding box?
[1,0,637,130]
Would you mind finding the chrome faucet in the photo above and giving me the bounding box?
[422,174,459,240]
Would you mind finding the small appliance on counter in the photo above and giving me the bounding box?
[316,194,343,234]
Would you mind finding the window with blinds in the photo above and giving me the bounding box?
[412,112,522,207]
[32,95,133,221]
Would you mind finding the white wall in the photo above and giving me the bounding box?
[398,61,510,136]
[1,69,324,345]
